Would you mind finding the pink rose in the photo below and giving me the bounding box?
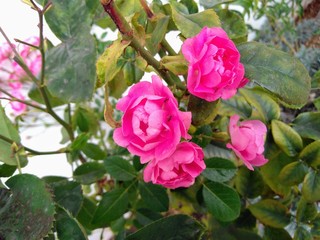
[113,75,192,163]
[9,89,27,115]
[182,27,248,102]
[143,142,205,189]
[226,115,268,170]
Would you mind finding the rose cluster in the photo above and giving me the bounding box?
[113,27,268,188]
[0,36,41,115]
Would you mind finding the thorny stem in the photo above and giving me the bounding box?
[100,0,185,90]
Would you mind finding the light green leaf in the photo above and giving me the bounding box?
[73,162,106,185]
[104,156,137,181]
[96,39,131,88]
[240,88,281,122]
[292,112,320,140]
[147,14,169,55]
[91,187,129,227]
[278,161,308,186]
[0,105,27,166]
[301,169,320,202]
[203,181,240,222]
[126,214,205,240]
[160,54,188,75]
[235,166,265,198]
[299,140,320,167]
[202,157,237,182]
[56,205,88,240]
[46,33,96,103]
[248,199,290,228]
[171,2,220,38]
[220,95,252,119]
[81,143,107,160]
[139,182,169,212]
[238,42,311,108]
[217,9,247,44]
[0,174,55,239]
[200,0,234,8]
[271,120,303,156]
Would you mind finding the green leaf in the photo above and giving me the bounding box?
[91,187,130,227]
[0,105,27,166]
[238,42,311,108]
[28,84,66,107]
[56,205,88,240]
[216,9,247,44]
[126,214,205,240]
[45,33,96,103]
[160,54,188,75]
[72,107,98,134]
[81,143,107,160]
[135,208,162,226]
[301,169,320,202]
[43,177,83,217]
[220,95,252,119]
[292,112,320,140]
[76,197,97,230]
[180,0,199,14]
[299,140,320,167]
[294,225,313,240]
[70,133,90,151]
[0,174,55,240]
[201,157,237,182]
[260,144,293,196]
[248,199,290,228]
[104,156,137,181]
[240,88,280,122]
[138,182,169,212]
[122,46,144,86]
[235,166,265,198]
[271,120,303,156]
[188,95,221,126]
[44,0,91,41]
[264,227,292,240]
[147,14,169,55]
[96,39,131,88]
[203,181,240,222]
[296,197,318,223]
[73,162,106,185]
[171,1,220,38]
[200,0,234,8]
[0,164,16,177]
[278,161,308,186]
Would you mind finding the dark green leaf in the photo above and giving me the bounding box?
[301,169,320,202]
[292,112,320,140]
[56,205,87,240]
[278,161,308,186]
[126,214,205,240]
[220,95,252,119]
[192,125,213,148]
[264,227,292,240]
[76,197,97,230]
[82,143,107,160]
[271,120,303,156]
[240,88,281,122]
[171,1,220,38]
[248,199,290,228]
[0,174,55,240]
[235,166,265,198]
[296,197,318,223]
[0,105,27,166]
[217,9,247,44]
[0,164,16,177]
[294,225,313,240]
[135,208,162,226]
[73,162,106,185]
[238,42,311,108]
[202,157,237,182]
[44,0,91,40]
[43,177,83,217]
[180,0,198,14]
[299,140,320,167]
[72,107,98,133]
[139,182,169,212]
[70,133,90,151]
[104,156,137,181]
[203,181,240,222]
[91,187,130,227]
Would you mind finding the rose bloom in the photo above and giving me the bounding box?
[113,75,191,163]
[226,115,268,170]
[143,142,205,189]
[182,27,248,102]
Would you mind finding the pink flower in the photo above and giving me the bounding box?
[143,142,205,189]
[9,89,27,115]
[226,115,268,170]
[113,75,191,163]
[182,27,248,102]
